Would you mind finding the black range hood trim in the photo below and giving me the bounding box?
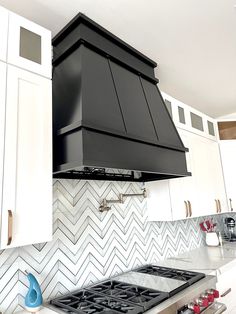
[53,128,191,181]
[52,13,157,67]
[57,124,189,153]
[53,170,190,182]
[53,40,159,85]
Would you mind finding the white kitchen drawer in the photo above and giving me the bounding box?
[7,12,51,78]
[217,268,236,313]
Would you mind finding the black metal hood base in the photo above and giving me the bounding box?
[52,13,190,182]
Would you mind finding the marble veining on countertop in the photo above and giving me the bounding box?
[155,242,236,276]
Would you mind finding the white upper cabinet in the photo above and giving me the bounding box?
[162,92,217,140]
[218,121,236,213]
[147,93,228,221]
[168,129,194,220]
[0,62,7,236]
[0,65,52,249]
[0,6,52,249]
[207,141,228,213]
[7,12,51,78]
[219,140,236,213]
[146,181,173,221]
[0,6,8,62]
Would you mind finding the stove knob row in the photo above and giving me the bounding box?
[186,289,219,313]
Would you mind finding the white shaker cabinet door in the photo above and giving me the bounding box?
[0,65,52,249]
[0,62,7,234]
[7,12,51,78]
[207,141,228,214]
[220,140,236,212]
[146,180,172,221]
[169,129,194,220]
[0,6,8,62]
[187,133,216,217]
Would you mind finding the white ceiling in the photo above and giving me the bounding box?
[1,0,236,118]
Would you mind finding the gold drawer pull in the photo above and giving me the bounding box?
[187,200,192,217]
[215,199,219,213]
[184,201,189,218]
[221,288,231,297]
[218,199,222,213]
[7,210,13,246]
[229,198,233,211]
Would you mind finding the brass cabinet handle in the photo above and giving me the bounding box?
[187,200,192,217]
[7,210,13,246]
[218,199,222,213]
[229,198,233,212]
[221,288,231,297]
[215,199,219,213]
[184,201,189,218]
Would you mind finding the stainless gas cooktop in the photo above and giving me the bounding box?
[48,265,223,314]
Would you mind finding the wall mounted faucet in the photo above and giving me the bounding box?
[99,188,147,212]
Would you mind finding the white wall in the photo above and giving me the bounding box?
[218,112,236,120]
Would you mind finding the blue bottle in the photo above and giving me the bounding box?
[25,272,43,312]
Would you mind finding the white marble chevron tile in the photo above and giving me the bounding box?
[0,179,229,313]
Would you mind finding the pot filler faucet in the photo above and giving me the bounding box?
[99,189,147,212]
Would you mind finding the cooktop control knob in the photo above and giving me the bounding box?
[195,297,209,307]
[200,293,212,304]
[187,303,201,314]
[207,289,219,299]
[202,292,214,303]
[212,289,220,298]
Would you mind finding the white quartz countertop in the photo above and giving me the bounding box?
[17,243,236,313]
[17,309,57,314]
[155,242,236,277]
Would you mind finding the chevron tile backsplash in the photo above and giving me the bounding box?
[0,179,226,313]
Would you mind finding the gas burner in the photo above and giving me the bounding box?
[89,280,168,310]
[135,265,205,285]
[50,289,144,314]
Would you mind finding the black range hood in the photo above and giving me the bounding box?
[52,13,190,182]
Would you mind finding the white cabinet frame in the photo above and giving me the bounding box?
[0,6,8,62]
[8,12,51,78]
[0,65,52,249]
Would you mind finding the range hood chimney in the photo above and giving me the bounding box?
[52,13,190,182]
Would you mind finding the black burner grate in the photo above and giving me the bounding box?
[50,266,205,313]
[50,289,144,314]
[89,280,168,310]
[50,280,169,313]
[135,265,205,285]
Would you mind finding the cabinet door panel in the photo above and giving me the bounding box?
[0,6,8,62]
[189,134,215,217]
[1,65,52,249]
[146,181,172,221]
[0,62,7,236]
[220,141,236,212]
[207,142,228,213]
[217,268,236,313]
[169,129,194,220]
[8,12,51,78]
